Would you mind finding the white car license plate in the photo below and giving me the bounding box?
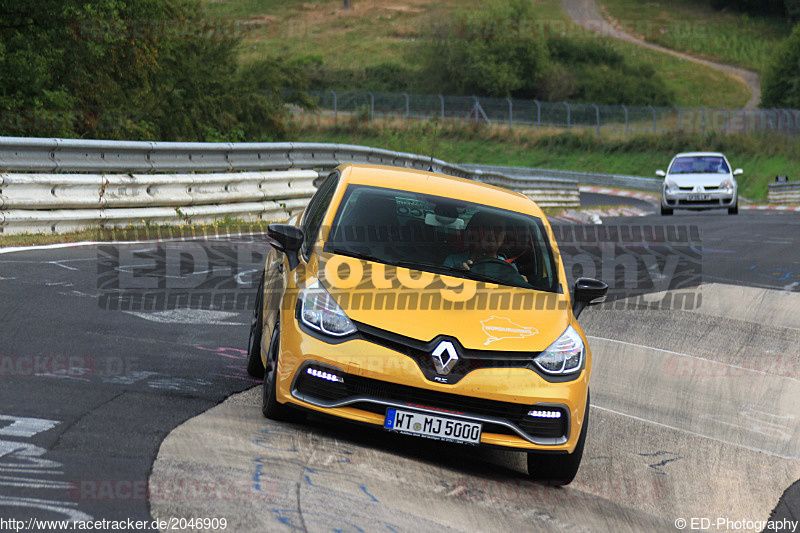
[687,193,711,201]
[384,408,482,445]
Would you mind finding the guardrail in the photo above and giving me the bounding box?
[0,137,580,235]
[461,163,661,192]
[768,181,800,204]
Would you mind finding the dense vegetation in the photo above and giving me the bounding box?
[762,24,800,108]
[0,0,311,140]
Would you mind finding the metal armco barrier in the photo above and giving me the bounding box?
[0,137,580,235]
[461,163,662,192]
[768,181,800,204]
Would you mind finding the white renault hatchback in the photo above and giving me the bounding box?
[657,152,741,215]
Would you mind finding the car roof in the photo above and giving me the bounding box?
[336,164,546,217]
[672,152,727,158]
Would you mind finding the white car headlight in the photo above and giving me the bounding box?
[721,179,735,193]
[533,325,585,375]
[665,180,679,193]
[300,281,357,337]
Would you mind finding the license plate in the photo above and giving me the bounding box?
[687,194,711,201]
[384,408,482,445]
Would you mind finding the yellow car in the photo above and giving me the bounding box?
[247,164,607,485]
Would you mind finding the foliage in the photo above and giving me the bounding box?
[411,0,673,105]
[761,24,800,108]
[0,0,311,140]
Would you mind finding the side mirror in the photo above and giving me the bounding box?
[655,170,666,178]
[733,169,743,176]
[572,277,608,319]
[267,224,304,270]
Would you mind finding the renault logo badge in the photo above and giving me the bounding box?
[432,341,458,375]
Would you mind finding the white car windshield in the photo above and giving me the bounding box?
[669,156,729,174]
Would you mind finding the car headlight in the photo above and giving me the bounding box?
[299,280,356,337]
[533,325,585,375]
[721,179,735,193]
[665,180,679,193]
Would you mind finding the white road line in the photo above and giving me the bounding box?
[587,335,800,381]
[591,404,799,461]
[0,231,269,255]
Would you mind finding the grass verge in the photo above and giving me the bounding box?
[288,117,800,200]
[598,0,791,72]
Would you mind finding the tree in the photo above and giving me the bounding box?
[0,0,310,140]
[761,24,800,108]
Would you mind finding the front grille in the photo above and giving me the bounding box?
[295,370,567,440]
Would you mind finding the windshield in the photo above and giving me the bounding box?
[669,156,729,174]
[323,184,560,292]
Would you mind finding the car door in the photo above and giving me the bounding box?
[262,170,340,341]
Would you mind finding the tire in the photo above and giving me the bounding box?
[660,205,673,216]
[527,393,589,486]
[246,272,266,378]
[728,204,738,215]
[262,321,305,422]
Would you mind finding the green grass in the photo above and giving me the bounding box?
[201,0,752,108]
[598,0,791,72]
[288,119,800,200]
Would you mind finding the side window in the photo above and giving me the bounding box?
[301,171,338,259]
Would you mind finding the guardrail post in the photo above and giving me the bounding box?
[403,92,409,120]
[564,101,571,130]
[621,104,629,134]
[330,90,337,125]
[367,91,374,122]
[592,103,600,136]
[438,94,444,120]
[507,97,513,128]
[647,105,656,133]
[534,99,541,128]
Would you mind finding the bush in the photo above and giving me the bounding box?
[0,0,311,140]
[761,24,800,109]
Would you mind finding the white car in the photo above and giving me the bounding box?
[656,152,741,215]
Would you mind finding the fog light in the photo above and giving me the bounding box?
[307,367,344,383]
[527,409,562,419]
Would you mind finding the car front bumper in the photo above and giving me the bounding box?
[662,189,737,209]
[275,315,589,453]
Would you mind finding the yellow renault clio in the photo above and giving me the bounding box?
[247,164,607,485]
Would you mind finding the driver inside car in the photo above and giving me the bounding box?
[443,211,529,284]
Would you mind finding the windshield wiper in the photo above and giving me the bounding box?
[393,260,468,276]
[329,247,382,263]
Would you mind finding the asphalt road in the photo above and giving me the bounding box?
[1,209,798,530]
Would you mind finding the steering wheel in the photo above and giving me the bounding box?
[469,258,522,280]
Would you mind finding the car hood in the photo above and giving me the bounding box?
[319,259,571,352]
[667,173,732,187]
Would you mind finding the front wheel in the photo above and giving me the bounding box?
[527,393,589,486]
[728,204,738,215]
[246,272,266,378]
[660,205,673,216]
[262,322,305,422]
